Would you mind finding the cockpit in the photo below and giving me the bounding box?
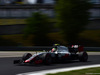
[51,46,69,53]
[57,46,69,52]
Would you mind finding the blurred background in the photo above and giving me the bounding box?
[0,0,100,46]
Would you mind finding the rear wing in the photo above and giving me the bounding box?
[69,45,84,53]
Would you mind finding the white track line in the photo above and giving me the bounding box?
[17,64,100,75]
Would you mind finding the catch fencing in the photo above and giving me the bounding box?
[0,46,100,51]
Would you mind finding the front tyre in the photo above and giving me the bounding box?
[79,51,88,62]
[22,53,32,61]
[44,54,52,65]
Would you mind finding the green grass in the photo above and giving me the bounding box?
[0,18,99,46]
[47,67,100,75]
[0,19,26,25]
[0,29,100,46]
[0,37,18,46]
[80,30,100,43]
[0,18,55,25]
[1,34,34,46]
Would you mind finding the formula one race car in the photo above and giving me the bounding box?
[13,44,88,65]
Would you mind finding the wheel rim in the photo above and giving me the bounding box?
[83,53,88,61]
[46,56,52,64]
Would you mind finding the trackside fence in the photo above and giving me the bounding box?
[0,46,100,51]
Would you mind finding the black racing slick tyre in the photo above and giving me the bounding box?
[79,51,88,62]
[44,54,52,65]
[22,53,32,61]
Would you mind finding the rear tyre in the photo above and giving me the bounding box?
[79,51,88,62]
[22,53,32,61]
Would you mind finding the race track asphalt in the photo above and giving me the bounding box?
[0,55,100,75]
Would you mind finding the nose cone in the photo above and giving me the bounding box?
[24,60,30,63]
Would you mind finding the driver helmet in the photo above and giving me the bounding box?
[51,44,60,52]
[51,48,56,52]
